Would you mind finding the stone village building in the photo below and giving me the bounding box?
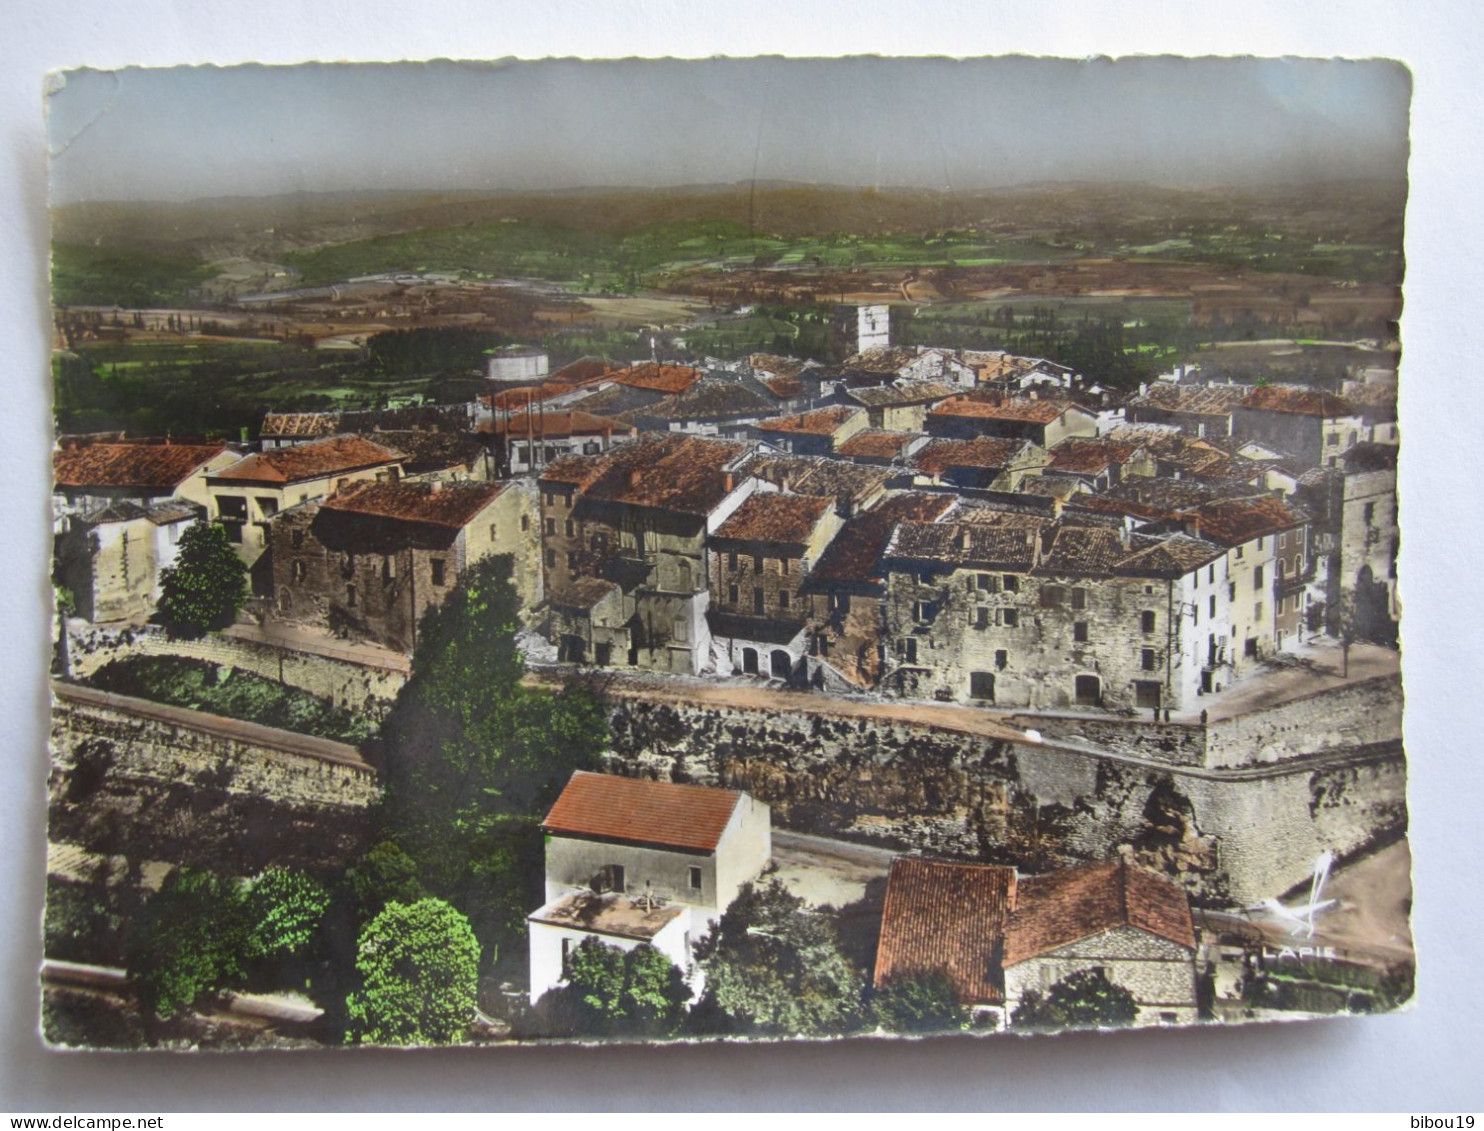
[267,479,539,653]
[527,771,771,1005]
[705,490,845,680]
[879,509,1234,712]
[537,434,757,675]
[873,855,1198,1029]
[51,439,242,624]
[204,435,405,582]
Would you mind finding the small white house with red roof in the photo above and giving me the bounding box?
[527,771,771,1004]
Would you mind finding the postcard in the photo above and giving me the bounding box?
[41,56,1411,1049]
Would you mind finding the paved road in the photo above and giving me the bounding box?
[770,829,897,908]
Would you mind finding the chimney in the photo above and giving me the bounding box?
[429,480,443,493]
[724,472,735,492]
[1118,526,1130,550]
[956,527,970,552]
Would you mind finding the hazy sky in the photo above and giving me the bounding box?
[46,57,1411,204]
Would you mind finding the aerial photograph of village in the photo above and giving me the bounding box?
[40,56,1412,1049]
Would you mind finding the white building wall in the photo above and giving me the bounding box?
[527,908,693,1006]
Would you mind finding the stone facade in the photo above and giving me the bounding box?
[49,681,379,877]
[601,686,1405,906]
[1003,926,1198,1026]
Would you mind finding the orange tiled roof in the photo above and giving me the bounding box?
[930,396,1072,424]
[540,434,748,517]
[478,409,633,439]
[1240,385,1356,418]
[874,857,1018,1005]
[755,405,863,436]
[612,363,704,395]
[321,480,505,529]
[53,442,228,491]
[542,771,742,854]
[913,437,1030,477]
[713,492,833,546]
[1003,859,1195,967]
[209,435,402,485]
[836,429,925,460]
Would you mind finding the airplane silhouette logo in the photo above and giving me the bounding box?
[1255,851,1336,939]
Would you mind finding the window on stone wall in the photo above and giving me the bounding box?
[1071,587,1087,611]
[1141,647,1157,671]
[995,649,1008,669]
[689,866,703,891]
[754,586,765,615]
[903,638,918,664]
[431,559,446,587]
[977,573,997,592]
[544,549,555,568]
[521,514,530,532]
[544,518,556,536]
[383,556,396,584]
[1001,608,1020,628]
[1141,610,1156,633]
[728,552,738,569]
[1254,565,1265,588]
[293,561,306,583]
[728,584,739,605]
[1073,621,1089,643]
[567,552,578,570]
[346,583,358,608]
[291,529,304,549]
[565,518,575,537]
[753,555,764,573]
[1039,585,1065,608]
[1003,575,1020,592]
[974,606,990,629]
[779,590,791,611]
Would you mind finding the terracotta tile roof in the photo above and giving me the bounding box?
[260,412,340,439]
[809,492,955,586]
[1186,496,1307,547]
[478,409,633,439]
[761,374,804,399]
[366,430,483,475]
[209,435,403,485]
[755,405,864,436]
[1047,439,1140,475]
[843,346,923,373]
[551,577,622,611]
[540,434,748,517]
[746,353,811,380]
[1240,385,1356,417]
[886,521,1041,570]
[930,396,1073,424]
[320,480,505,529]
[1113,533,1225,577]
[542,771,742,854]
[612,363,705,395]
[836,429,926,460]
[738,454,890,510]
[483,384,567,411]
[622,378,772,423]
[844,382,958,408]
[1003,859,1195,967]
[873,857,1018,1004]
[1129,384,1252,415]
[549,357,619,385]
[1038,526,1155,574]
[54,442,229,491]
[913,437,1031,477]
[529,890,682,942]
[714,492,833,546]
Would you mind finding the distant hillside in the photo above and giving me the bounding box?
[52,179,1407,262]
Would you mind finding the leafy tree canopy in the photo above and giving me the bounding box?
[1011,967,1139,1032]
[378,555,607,972]
[156,521,248,638]
[691,880,867,1037]
[244,868,331,961]
[125,867,251,1020]
[533,938,690,1039]
[872,970,969,1035]
[345,898,480,1046]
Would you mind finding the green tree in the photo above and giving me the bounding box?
[343,841,428,924]
[534,938,690,1038]
[872,970,969,1034]
[345,898,480,1046]
[1011,967,1139,1032]
[156,521,248,638]
[378,556,607,975]
[690,880,867,1037]
[242,868,330,988]
[125,867,251,1020]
